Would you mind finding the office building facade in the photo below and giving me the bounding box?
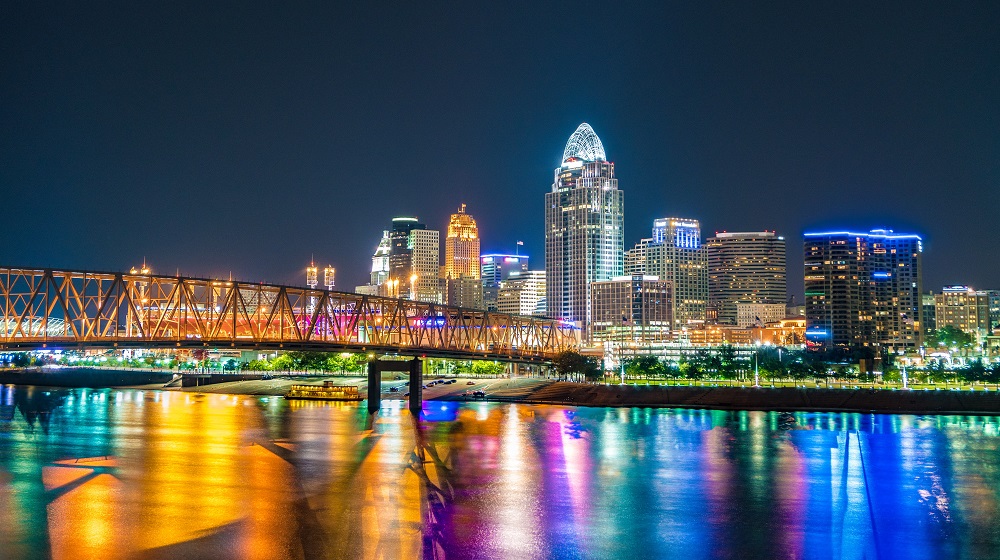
[446,276,485,309]
[388,217,441,303]
[545,123,624,328]
[803,229,923,352]
[934,286,995,342]
[481,254,529,312]
[589,275,672,343]
[921,292,937,337]
[444,204,480,280]
[706,231,787,326]
[625,218,708,330]
[736,303,787,328]
[497,270,546,316]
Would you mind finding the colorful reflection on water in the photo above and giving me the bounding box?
[1,385,999,559]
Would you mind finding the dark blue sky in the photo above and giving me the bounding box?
[2,2,998,297]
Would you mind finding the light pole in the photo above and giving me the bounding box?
[410,273,418,301]
[620,310,627,386]
[754,342,761,388]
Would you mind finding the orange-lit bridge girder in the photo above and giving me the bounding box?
[0,267,579,362]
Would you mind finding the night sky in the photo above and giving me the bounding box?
[2,2,998,297]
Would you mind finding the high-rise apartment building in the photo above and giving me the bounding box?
[545,123,624,328]
[934,286,995,342]
[497,271,546,316]
[625,218,708,330]
[388,217,441,303]
[481,254,529,312]
[803,229,923,352]
[706,231,787,327]
[444,204,480,279]
[589,275,672,343]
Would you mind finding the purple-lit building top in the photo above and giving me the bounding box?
[481,254,529,312]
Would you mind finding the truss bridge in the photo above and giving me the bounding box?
[0,267,579,362]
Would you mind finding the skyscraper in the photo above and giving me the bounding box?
[481,254,529,312]
[388,217,441,303]
[545,123,624,327]
[625,218,708,330]
[706,231,787,327]
[443,204,483,308]
[370,230,391,286]
[804,229,923,353]
[444,204,480,279]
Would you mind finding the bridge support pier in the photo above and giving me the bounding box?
[367,360,381,415]
[408,357,422,416]
[366,358,423,416]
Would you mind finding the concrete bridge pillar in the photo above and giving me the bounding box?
[408,357,422,416]
[367,360,381,415]
[366,357,422,416]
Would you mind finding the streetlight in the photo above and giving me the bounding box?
[620,309,627,386]
[410,273,418,300]
[754,341,761,388]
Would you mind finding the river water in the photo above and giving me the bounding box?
[1,386,998,559]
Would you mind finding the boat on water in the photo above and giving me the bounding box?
[285,382,363,401]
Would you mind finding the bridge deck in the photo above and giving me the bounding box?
[0,267,579,362]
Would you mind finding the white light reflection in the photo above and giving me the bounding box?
[491,404,541,557]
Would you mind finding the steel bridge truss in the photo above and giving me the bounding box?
[0,267,579,361]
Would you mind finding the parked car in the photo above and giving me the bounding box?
[467,381,475,385]
[389,386,399,393]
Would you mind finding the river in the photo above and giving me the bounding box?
[1,385,998,559]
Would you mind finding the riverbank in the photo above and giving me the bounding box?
[4,369,999,415]
[449,381,1000,416]
[0,367,175,388]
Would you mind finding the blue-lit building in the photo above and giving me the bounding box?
[804,229,923,353]
[480,254,529,312]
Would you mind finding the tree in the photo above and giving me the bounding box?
[624,356,664,378]
[552,351,601,381]
[926,325,974,349]
[757,347,787,380]
[271,354,295,371]
[246,359,271,371]
[717,344,740,379]
[471,360,505,376]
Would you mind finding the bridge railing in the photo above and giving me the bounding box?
[0,267,580,360]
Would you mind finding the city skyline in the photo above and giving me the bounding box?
[2,3,998,296]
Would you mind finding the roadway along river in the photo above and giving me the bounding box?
[1,385,998,559]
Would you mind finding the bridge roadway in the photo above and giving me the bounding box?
[0,266,580,363]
